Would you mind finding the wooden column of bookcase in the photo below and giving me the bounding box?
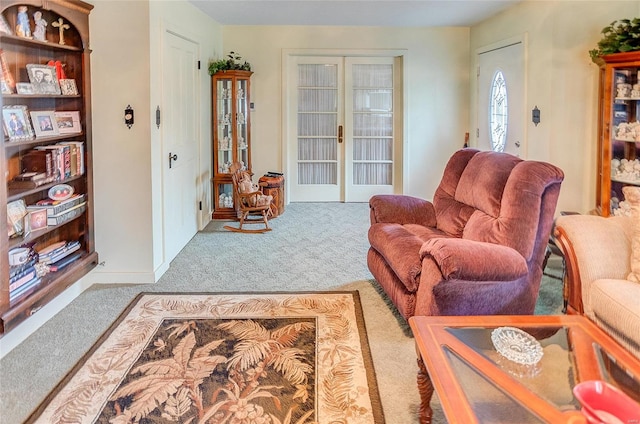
[0,0,97,335]
[211,70,253,220]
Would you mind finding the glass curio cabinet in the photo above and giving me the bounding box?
[211,70,252,219]
[595,52,640,216]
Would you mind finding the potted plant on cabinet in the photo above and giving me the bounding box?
[590,18,640,63]
[208,51,252,75]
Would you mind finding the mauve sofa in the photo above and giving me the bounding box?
[367,148,564,320]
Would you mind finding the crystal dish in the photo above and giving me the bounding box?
[491,326,543,365]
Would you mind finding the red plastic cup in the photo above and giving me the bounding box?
[573,380,640,424]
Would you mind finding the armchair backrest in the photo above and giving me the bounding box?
[433,149,564,262]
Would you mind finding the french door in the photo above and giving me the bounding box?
[288,55,400,202]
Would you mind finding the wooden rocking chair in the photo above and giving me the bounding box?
[223,162,273,233]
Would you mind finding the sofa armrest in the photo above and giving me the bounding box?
[554,214,633,315]
[369,194,436,226]
[419,238,528,281]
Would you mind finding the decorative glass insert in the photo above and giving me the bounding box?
[489,70,508,152]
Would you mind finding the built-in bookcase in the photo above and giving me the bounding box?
[0,0,97,335]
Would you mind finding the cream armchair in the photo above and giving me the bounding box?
[554,214,640,359]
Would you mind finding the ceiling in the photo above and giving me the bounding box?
[188,0,522,27]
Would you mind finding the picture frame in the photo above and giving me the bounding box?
[16,82,34,95]
[54,110,81,134]
[28,209,48,231]
[30,110,59,137]
[7,199,27,238]
[26,64,61,95]
[0,13,12,35]
[59,79,78,95]
[2,105,34,141]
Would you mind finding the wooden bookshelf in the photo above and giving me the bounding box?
[0,0,97,335]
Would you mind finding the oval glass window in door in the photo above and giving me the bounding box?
[489,70,508,152]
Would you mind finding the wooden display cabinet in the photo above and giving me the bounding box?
[595,51,640,216]
[211,70,252,219]
[0,0,97,335]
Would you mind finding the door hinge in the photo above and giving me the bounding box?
[197,60,201,70]
[199,201,202,210]
[476,128,480,137]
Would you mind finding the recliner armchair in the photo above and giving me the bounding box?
[367,148,564,319]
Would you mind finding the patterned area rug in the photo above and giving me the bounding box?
[26,292,384,423]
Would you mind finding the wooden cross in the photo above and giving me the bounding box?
[52,18,70,45]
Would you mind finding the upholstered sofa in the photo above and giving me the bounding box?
[367,148,564,320]
[554,212,640,359]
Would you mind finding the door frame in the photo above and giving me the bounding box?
[282,48,408,203]
[473,34,528,156]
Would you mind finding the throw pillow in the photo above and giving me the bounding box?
[624,186,640,283]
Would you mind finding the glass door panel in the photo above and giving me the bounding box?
[217,78,233,174]
[237,78,249,169]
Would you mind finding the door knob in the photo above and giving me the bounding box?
[169,153,178,168]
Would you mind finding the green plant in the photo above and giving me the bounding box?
[590,18,640,61]
[208,51,252,75]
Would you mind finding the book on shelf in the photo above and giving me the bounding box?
[8,174,57,189]
[35,144,69,179]
[37,240,81,265]
[49,251,83,272]
[9,256,37,279]
[20,149,55,179]
[47,202,86,226]
[10,277,41,302]
[27,194,85,217]
[9,267,37,292]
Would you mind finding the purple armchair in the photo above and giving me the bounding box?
[367,148,564,319]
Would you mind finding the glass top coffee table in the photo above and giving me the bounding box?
[408,315,640,423]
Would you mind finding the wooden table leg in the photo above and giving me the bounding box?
[416,355,434,424]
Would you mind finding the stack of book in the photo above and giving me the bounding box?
[8,172,56,190]
[9,253,41,302]
[37,240,81,266]
[27,194,86,226]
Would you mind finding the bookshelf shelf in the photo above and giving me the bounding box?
[1,0,96,336]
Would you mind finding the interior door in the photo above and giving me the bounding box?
[162,31,199,262]
[477,41,525,156]
[287,55,399,202]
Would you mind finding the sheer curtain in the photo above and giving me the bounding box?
[297,64,338,184]
[352,64,393,186]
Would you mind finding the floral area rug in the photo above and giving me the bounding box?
[26,292,384,424]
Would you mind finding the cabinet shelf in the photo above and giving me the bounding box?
[1,0,96,336]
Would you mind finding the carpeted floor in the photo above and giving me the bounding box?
[0,202,564,423]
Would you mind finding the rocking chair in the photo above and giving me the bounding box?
[223,162,273,233]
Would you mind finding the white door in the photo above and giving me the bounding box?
[477,41,525,156]
[287,56,399,202]
[162,31,199,262]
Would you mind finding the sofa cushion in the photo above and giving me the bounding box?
[590,278,640,358]
[623,186,640,283]
[368,223,449,292]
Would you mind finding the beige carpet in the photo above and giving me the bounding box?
[26,292,384,423]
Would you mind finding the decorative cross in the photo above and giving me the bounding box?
[52,18,70,45]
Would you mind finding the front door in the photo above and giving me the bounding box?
[287,55,400,202]
[162,31,199,262]
[477,40,525,156]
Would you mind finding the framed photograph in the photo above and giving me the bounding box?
[54,111,81,134]
[7,199,27,238]
[30,110,59,137]
[2,106,34,141]
[59,79,78,95]
[16,82,34,94]
[26,64,61,95]
[28,209,48,231]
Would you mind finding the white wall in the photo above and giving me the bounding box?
[91,0,221,283]
[222,26,470,199]
[470,1,640,214]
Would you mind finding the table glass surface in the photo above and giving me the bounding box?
[442,325,640,423]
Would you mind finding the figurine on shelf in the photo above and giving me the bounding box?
[237,111,245,124]
[33,11,47,42]
[15,6,32,38]
[617,83,632,98]
[237,87,244,99]
[223,114,230,125]
[52,17,69,45]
